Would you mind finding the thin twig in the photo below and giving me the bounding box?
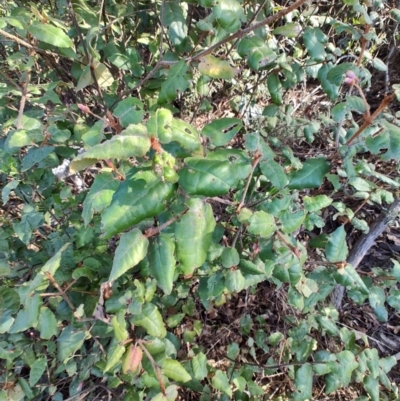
[44,271,76,311]
[237,152,262,212]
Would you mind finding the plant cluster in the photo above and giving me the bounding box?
[1,0,400,400]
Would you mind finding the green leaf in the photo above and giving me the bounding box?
[2,179,19,204]
[325,351,358,393]
[147,108,173,139]
[248,211,276,238]
[28,21,73,48]
[159,60,189,103]
[198,55,236,80]
[18,378,35,400]
[105,340,126,372]
[109,229,149,282]
[114,98,144,128]
[363,375,379,401]
[212,370,232,397]
[101,170,176,239]
[112,310,129,342]
[280,210,306,234]
[202,118,243,147]
[82,172,119,226]
[303,27,327,62]
[237,37,277,70]
[371,58,387,72]
[162,358,191,383]
[57,326,86,362]
[5,129,44,153]
[325,226,348,263]
[191,352,208,381]
[175,198,216,275]
[267,74,283,105]
[213,0,244,33]
[318,64,340,100]
[148,234,176,295]
[41,243,70,276]
[333,264,369,294]
[131,303,166,338]
[93,61,114,88]
[260,159,287,190]
[289,158,330,190]
[164,2,188,48]
[21,146,55,172]
[326,63,357,85]
[273,23,302,38]
[304,195,332,212]
[225,269,245,293]
[221,247,239,268]
[294,363,312,401]
[169,119,201,151]
[37,307,58,340]
[70,125,151,172]
[179,157,251,196]
[29,357,47,387]
[9,293,41,333]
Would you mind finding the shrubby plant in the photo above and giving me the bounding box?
[0,0,400,400]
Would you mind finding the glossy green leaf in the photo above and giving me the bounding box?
[37,307,58,340]
[294,363,312,401]
[325,226,348,262]
[325,351,359,393]
[70,125,151,172]
[260,159,287,190]
[162,358,191,383]
[333,264,369,294]
[28,21,73,48]
[57,326,86,362]
[105,340,126,372]
[303,195,332,212]
[202,118,242,146]
[175,198,216,275]
[213,0,244,33]
[109,229,149,282]
[326,63,357,85]
[267,74,283,105]
[192,352,208,381]
[273,23,302,38]
[248,211,276,238]
[212,370,232,397]
[164,2,188,48]
[179,157,251,196]
[82,172,119,226]
[131,303,166,338]
[21,146,55,172]
[303,27,327,62]
[237,37,277,70]
[147,108,173,139]
[198,55,236,80]
[169,119,201,151]
[318,64,340,100]
[5,129,44,153]
[101,171,176,239]
[112,310,129,341]
[9,293,41,333]
[159,60,189,103]
[148,234,176,295]
[114,97,144,128]
[288,157,330,190]
[280,210,306,234]
[29,357,47,387]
